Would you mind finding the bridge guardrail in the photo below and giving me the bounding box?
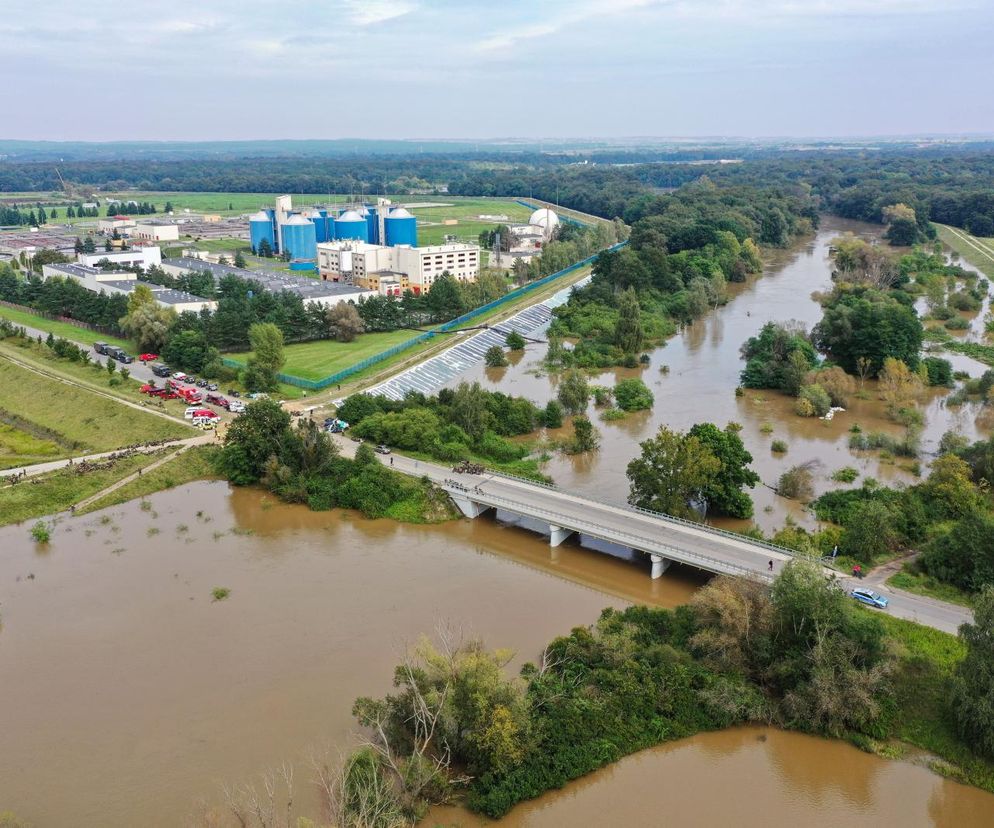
[485,469,807,561]
[442,483,772,580]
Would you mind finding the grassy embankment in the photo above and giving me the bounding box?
[879,614,994,793]
[0,305,134,352]
[0,356,190,456]
[888,568,977,608]
[0,450,172,526]
[77,444,221,515]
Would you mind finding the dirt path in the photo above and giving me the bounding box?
[72,444,191,512]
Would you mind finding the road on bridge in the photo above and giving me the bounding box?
[333,435,973,635]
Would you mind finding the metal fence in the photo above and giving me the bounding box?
[222,241,628,392]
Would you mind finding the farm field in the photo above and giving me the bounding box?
[226,329,418,382]
[936,224,994,280]
[0,356,191,454]
[0,305,133,352]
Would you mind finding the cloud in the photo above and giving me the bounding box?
[344,0,418,26]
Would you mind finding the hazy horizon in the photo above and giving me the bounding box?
[5,0,994,141]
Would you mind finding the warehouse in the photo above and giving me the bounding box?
[40,263,216,313]
[132,220,180,242]
[160,257,374,308]
[78,246,162,269]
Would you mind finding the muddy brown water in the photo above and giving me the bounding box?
[0,482,699,827]
[459,217,992,534]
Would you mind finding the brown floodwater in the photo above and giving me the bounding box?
[431,727,994,828]
[0,481,701,827]
[460,217,993,533]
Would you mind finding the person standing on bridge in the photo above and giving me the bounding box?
[768,560,774,572]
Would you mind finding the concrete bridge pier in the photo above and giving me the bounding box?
[649,554,671,579]
[548,524,575,547]
[450,496,490,519]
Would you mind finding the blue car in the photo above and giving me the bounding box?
[851,588,889,609]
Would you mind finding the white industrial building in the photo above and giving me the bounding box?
[160,257,374,308]
[132,220,180,242]
[97,216,136,234]
[317,240,480,293]
[41,263,216,313]
[77,246,162,270]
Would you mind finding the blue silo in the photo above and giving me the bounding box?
[334,210,369,243]
[307,209,328,243]
[281,214,317,261]
[385,207,418,247]
[250,210,276,253]
[360,206,378,244]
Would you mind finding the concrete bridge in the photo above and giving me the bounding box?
[439,472,798,581]
[332,436,797,580]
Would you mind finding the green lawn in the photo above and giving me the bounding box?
[0,305,133,352]
[227,329,419,382]
[0,354,192,452]
[0,423,63,470]
[889,567,977,608]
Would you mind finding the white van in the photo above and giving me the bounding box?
[185,406,213,420]
[228,400,246,414]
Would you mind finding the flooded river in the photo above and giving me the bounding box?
[456,217,992,533]
[3,218,993,826]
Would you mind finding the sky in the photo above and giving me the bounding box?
[5,0,994,141]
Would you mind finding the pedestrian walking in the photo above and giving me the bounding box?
[390,456,394,466]
[768,560,774,572]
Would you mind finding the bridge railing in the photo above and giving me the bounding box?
[484,469,808,561]
[442,483,772,580]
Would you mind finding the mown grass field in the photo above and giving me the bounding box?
[0,423,63,469]
[78,445,220,515]
[0,450,170,527]
[226,329,418,382]
[0,356,191,453]
[0,305,133,352]
[937,225,994,280]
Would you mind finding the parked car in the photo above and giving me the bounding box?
[207,383,219,392]
[184,407,215,420]
[114,351,134,364]
[139,353,158,362]
[150,363,171,378]
[206,392,229,409]
[851,588,889,609]
[227,389,241,398]
[172,372,188,381]
[248,392,269,400]
[197,379,209,388]
[93,341,111,355]
[375,445,392,455]
[228,400,246,414]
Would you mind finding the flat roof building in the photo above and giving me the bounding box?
[132,220,180,242]
[160,257,373,308]
[40,263,216,314]
[78,246,162,270]
[317,240,480,293]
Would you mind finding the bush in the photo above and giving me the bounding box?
[484,345,508,368]
[944,316,970,330]
[922,356,954,387]
[796,384,832,417]
[778,464,815,501]
[771,439,788,453]
[613,378,654,411]
[831,466,859,483]
[541,400,563,429]
[30,520,51,543]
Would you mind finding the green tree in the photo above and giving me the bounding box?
[484,345,509,367]
[426,272,465,322]
[613,378,654,412]
[82,236,96,254]
[565,414,598,454]
[450,381,491,441]
[233,251,247,268]
[740,322,818,392]
[627,425,721,519]
[326,301,365,343]
[952,586,994,757]
[614,287,645,353]
[687,423,760,518]
[243,322,285,393]
[557,369,589,415]
[921,510,994,591]
[215,399,293,485]
[542,399,563,428]
[257,238,274,258]
[505,330,526,351]
[119,286,176,352]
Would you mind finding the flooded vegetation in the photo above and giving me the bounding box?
[457,217,991,533]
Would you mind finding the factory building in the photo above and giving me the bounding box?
[248,196,419,269]
[77,245,162,270]
[97,216,137,234]
[316,240,480,294]
[41,263,216,313]
[160,257,374,308]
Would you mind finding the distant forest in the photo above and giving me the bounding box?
[3,143,994,234]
